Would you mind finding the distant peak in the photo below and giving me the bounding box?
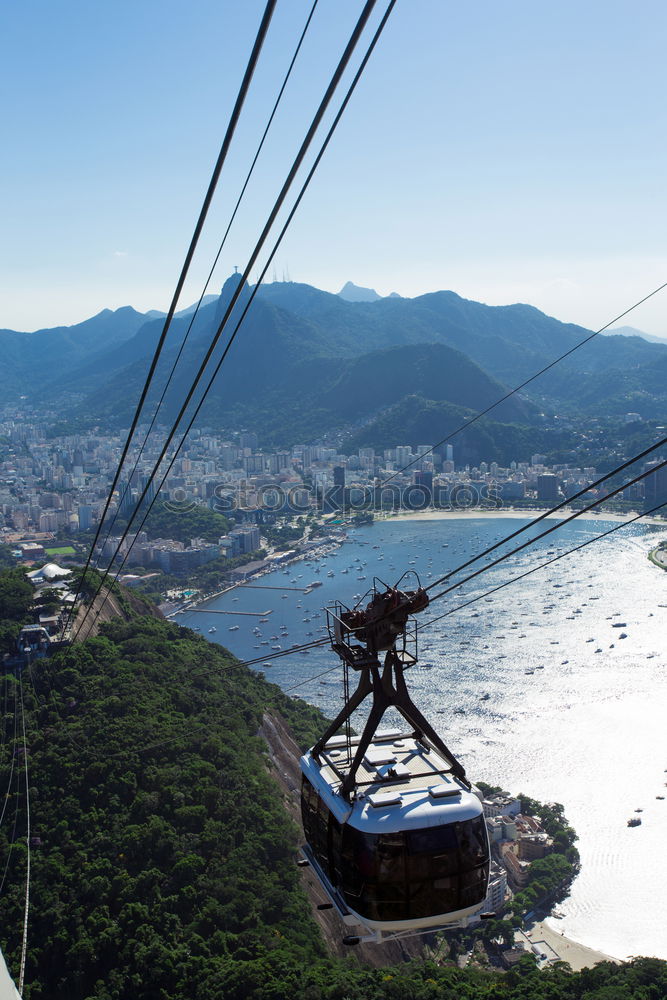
[605,325,667,345]
[213,273,252,326]
[338,281,381,303]
[222,271,247,293]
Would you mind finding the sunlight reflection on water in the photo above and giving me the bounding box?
[184,515,667,960]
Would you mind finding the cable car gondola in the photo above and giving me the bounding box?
[299,581,490,944]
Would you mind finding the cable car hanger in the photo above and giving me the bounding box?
[300,577,492,945]
[311,576,469,800]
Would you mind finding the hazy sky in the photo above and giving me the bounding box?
[3,0,666,334]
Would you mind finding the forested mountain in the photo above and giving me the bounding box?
[343,395,560,467]
[7,276,667,447]
[0,295,219,402]
[55,278,533,450]
[256,281,667,393]
[606,325,667,345]
[1,602,666,999]
[0,308,152,398]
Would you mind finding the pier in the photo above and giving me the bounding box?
[186,608,273,617]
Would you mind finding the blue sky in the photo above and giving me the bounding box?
[2,0,666,334]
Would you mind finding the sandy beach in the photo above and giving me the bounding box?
[516,919,620,971]
[383,508,667,527]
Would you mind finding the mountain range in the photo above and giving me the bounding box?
[4,277,667,454]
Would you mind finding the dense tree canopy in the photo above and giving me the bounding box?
[0,543,16,570]
[0,566,34,656]
[0,567,33,622]
[136,505,230,544]
[0,614,665,999]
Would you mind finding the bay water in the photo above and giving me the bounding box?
[179,515,667,961]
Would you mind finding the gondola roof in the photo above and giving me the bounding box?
[301,729,482,834]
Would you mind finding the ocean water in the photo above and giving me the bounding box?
[179,515,667,961]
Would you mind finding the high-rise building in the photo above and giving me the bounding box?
[395,446,412,469]
[413,470,433,492]
[219,446,238,470]
[229,525,261,554]
[537,474,560,501]
[240,432,258,451]
[140,475,157,506]
[301,447,315,469]
[643,460,667,509]
[243,455,265,474]
[78,505,93,531]
[359,447,375,470]
[268,452,290,474]
[39,512,59,532]
[117,480,134,519]
[333,466,346,487]
[415,445,432,469]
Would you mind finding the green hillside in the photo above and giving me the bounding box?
[1,604,666,998]
[343,394,570,467]
[40,277,667,442]
[0,308,151,399]
[0,615,325,999]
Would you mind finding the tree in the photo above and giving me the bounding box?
[0,567,33,621]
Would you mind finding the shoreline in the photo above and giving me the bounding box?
[168,535,346,616]
[184,516,663,964]
[380,507,667,526]
[649,546,667,569]
[517,918,620,971]
[173,507,666,615]
[169,509,665,615]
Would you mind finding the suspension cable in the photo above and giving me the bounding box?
[64,0,277,633]
[72,0,394,643]
[0,731,21,896]
[427,458,667,607]
[380,279,667,487]
[419,500,666,633]
[425,435,667,592]
[56,488,665,767]
[41,499,665,768]
[93,0,320,567]
[0,680,17,831]
[18,671,31,996]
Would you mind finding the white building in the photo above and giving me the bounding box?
[482,793,522,818]
[484,861,509,914]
